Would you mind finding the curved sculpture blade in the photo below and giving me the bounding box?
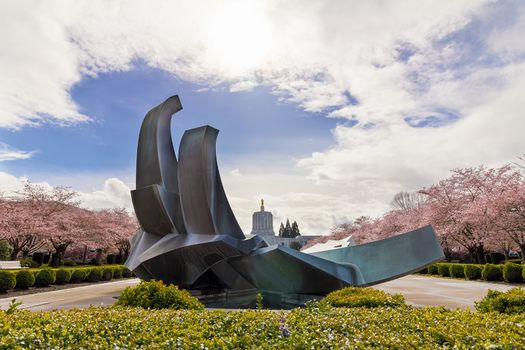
[178,126,245,239]
[131,95,186,236]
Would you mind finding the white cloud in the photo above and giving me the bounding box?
[1,0,524,234]
[0,143,34,161]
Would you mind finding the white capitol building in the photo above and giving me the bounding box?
[248,199,320,249]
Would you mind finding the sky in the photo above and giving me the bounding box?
[1,0,525,235]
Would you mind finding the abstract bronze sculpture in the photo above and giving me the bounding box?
[125,95,444,300]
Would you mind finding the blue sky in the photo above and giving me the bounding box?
[1,0,525,234]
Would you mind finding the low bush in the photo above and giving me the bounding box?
[503,262,523,283]
[1,306,525,348]
[87,267,103,282]
[31,252,45,266]
[70,269,88,283]
[464,264,482,280]
[475,287,525,314]
[112,266,123,279]
[427,264,438,275]
[122,267,132,278]
[482,264,503,281]
[63,259,76,267]
[0,271,16,292]
[101,267,113,281]
[449,264,465,278]
[116,280,204,310]
[417,267,428,274]
[323,287,405,308]
[437,263,451,277]
[35,269,56,287]
[55,269,72,284]
[19,258,39,268]
[15,270,35,289]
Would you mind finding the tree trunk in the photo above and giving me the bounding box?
[10,250,19,260]
[95,249,104,265]
[475,245,486,264]
[520,244,525,263]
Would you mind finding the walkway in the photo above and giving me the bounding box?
[0,275,517,311]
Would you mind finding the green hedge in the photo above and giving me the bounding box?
[0,306,524,348]
[0,265,131,292]
[323,287,405,308]
[449,264,465,278]
[437,263,451,277]
[116,280,204,310]
[503,263,523,283]
[482,264,503,281]
[476,288,525,314]
[35,269,56,287]
[424,263,524,284]
[0,271,16,292]
[464,264,482,280]
[15,270,35,289]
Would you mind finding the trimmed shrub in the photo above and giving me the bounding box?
[449,264,465,278]
[116,280,204,310]
[475,288,525,314]
[35,269,56,287]
[55,269,72,284]
[122,267,132,278]
[0,271,16,292]
[503,262,523,283]
[87,267,103,282]
[16,270,35,289]
[19,258,39,268]
[418,267,428,274]
[427,264,438,275]
[70,269,88,283]
[112,266,123,279]
[31,252,45,266]
[323,287,405,308]
[101,267,113,281]
[437,263,451,277]
[464,264,482,280]
[482,264,503,281]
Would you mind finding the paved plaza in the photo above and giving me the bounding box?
[0,275,517,311]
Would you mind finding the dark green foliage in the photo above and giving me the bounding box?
[0,240,13,261]
[289,241,302,251]
[464,264,482,280]
[19,258,39,268]
[437,263,451,277]
[503,263,523,283]
[482,264,503,281]
[323,287,405,308]
[427,264,438,275]
[449,264,465,278]
[31,252,44,266]
[116,280,204,310]
[63,259,76,266]
[70,269,87,283]
[42,254,50,264]
[35,269,56,287]
[55,269,72,284]
[122,267,132,278]
[87,267,103,282]
[15,270,35,289]
[475,288,525,314]
[0,271,16,292]
[101,267,113,281]
[112,266,123,279]
[106,254,116,264]
[418,267,428,274]
[291,221,300,238]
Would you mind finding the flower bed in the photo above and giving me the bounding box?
[0,305,524,348]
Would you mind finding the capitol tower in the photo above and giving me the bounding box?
[250,199,275,237]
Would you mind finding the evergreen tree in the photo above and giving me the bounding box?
[291,221,300,238]
[284,219,292,238]
[278,222,285,237]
